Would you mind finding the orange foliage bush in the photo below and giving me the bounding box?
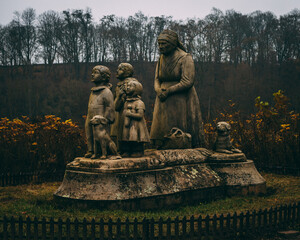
[0,115,86,172]
[204,90,300,168]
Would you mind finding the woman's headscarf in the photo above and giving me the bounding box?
[157,29,186,52]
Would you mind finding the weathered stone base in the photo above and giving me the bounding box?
[55,186,224,210]
[54,149,266,209]
[209,160,266,196]
[54,163,223,205]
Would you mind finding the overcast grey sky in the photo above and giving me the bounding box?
[0,0,299,25]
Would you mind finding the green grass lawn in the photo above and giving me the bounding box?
[0,173,299,221]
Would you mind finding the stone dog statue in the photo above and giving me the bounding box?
[90,115,120,159]
[214,121,242,154]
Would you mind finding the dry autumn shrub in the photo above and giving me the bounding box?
[0,115,86,173]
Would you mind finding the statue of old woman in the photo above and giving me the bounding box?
[150,29,206,148]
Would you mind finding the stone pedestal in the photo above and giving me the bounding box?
[54,149,266,209]
[209,161,266,196]
[207,152,266,195]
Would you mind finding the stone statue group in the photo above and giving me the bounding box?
[55,30,264,205]
[84,29,240,160]
[84,63,149,159]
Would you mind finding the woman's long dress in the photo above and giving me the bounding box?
[150,48,206,148]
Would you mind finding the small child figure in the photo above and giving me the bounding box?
[120,79,150,157]
[110,63,139,149]
[84,65,115,158]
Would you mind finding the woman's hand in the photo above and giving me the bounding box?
[158,88,169,102]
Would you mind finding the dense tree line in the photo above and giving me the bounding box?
[0,8,299,66]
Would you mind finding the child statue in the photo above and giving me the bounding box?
[110,63,139,149]
[120,79,150,157]
[84,65,115,159]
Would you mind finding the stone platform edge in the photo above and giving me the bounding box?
[67,149,247,173]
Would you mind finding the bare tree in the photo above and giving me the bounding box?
[57,10,81,64]
[37,10,60,65]
[97,15,115,62]
[274,9,300,63]
[75,8,93,64]
[250,11,277,64]
[204,8,226,63]
[0,26,10,65]
[145,20,156,61]
[109,16,128,62]
[21,8,37,64]
[5,9,37,65]
[194,19,210,62]
[224,10,249,64]
[6,18,24,65]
